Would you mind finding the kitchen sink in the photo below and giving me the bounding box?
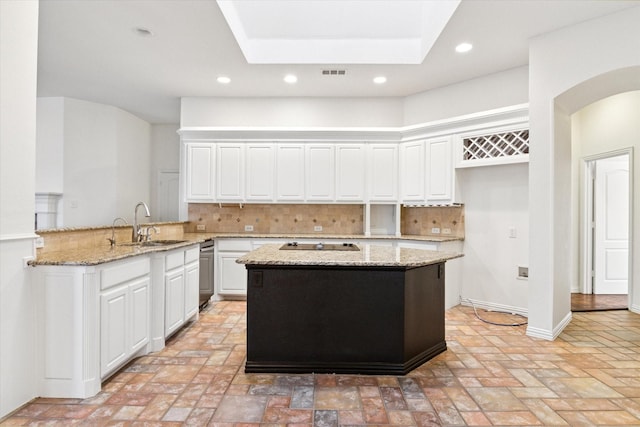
[120,239,188,247]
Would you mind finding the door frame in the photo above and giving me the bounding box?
[580,148,633,304]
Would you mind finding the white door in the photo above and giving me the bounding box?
[158,171,179,221]
[594,155,629,294]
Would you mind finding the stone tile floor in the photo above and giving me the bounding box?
[3,300,640,426]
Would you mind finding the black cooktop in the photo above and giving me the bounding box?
[279,242,360,251]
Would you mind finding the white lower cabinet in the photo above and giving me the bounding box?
[164,268,185,338]
[100,274,150,379]
[185,261,200,319]
[217,251,249,295]
[155,245,200,341]
[98,258,151,379]
[34,244,200,399]
[215,239,253,296]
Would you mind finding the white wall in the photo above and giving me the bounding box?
[0,0,39,418]
[180,97,404,128]
[403,66,529,126]
[35,97,64,193]
[571,91,640,296]
[528,6,640,339]
[36,97,152,228]
[457,163,529,314]
[150,124,180,221]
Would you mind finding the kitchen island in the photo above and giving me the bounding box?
[237,244,462,375]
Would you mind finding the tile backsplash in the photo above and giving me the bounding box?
[400,205,465,238]
[188,203,464,238]
[188,204,364,234]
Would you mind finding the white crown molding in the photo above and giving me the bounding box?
[178,103,529,143]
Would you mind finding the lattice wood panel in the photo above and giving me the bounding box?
[462,130,529,161]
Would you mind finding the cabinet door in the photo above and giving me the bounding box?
[368,144,398,201]
[336,144,365,201]
[276,144,305,201]
[164,269,185,337]
[186,142,215,201]
[101,284,129,377]
[216,143,244,200]
[400,141,425,202]
[129,277,150,354]
[246,143,275,201]
[305,144,335,201]
[425,137,453,203]
[217,252,248,295]
[184,262,199,320]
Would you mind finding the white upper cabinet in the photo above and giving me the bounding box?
[305,144,335,201]
[368,144,398,202]
[425,137,453,203]
[336,144,366,202]
[185,142,215,201]
[245,143,275,201]
[276,144,305,201]
[216,143,244,201]
[400,141,425,202]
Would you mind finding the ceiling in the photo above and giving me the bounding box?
[216,0,460,64]
[36,0,637,124]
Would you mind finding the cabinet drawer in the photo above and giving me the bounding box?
[184,246,199,264]
[217,239,252,251]
[101,257,150,290]
[165,251,184,271]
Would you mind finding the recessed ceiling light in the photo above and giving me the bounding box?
[133,27,154,37]
[455,42,473,53]
[217,76,231,84]
[284,74,298,84]
[373,76,387,84]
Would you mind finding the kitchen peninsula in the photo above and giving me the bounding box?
[237,244,462,375]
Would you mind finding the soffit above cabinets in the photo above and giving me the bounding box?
[216,0,460,64]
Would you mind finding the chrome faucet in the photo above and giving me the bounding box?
[108,217,128,247]
[132,201,151,242]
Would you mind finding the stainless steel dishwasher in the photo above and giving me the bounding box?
[199,240,214,309]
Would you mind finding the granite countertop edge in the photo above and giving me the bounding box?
[31,233,463,267]
[236,244,463,268]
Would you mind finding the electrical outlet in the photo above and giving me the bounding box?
[34,236,44,248]
[244,225,254,232]
[509,226,517,238]
[196,224,206,231]
[518,266,529,279]
[314,225,323,232]
[431,227,441,234]
[442,228,451,234]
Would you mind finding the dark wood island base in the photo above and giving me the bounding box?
[245,262,446,375]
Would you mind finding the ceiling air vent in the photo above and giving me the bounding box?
[322,69,346,76]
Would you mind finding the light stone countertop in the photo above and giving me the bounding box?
[31,233,462,267]
[236,243,463,268]
[30,240,201,266]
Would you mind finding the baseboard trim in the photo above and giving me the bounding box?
[526,311,572,341]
